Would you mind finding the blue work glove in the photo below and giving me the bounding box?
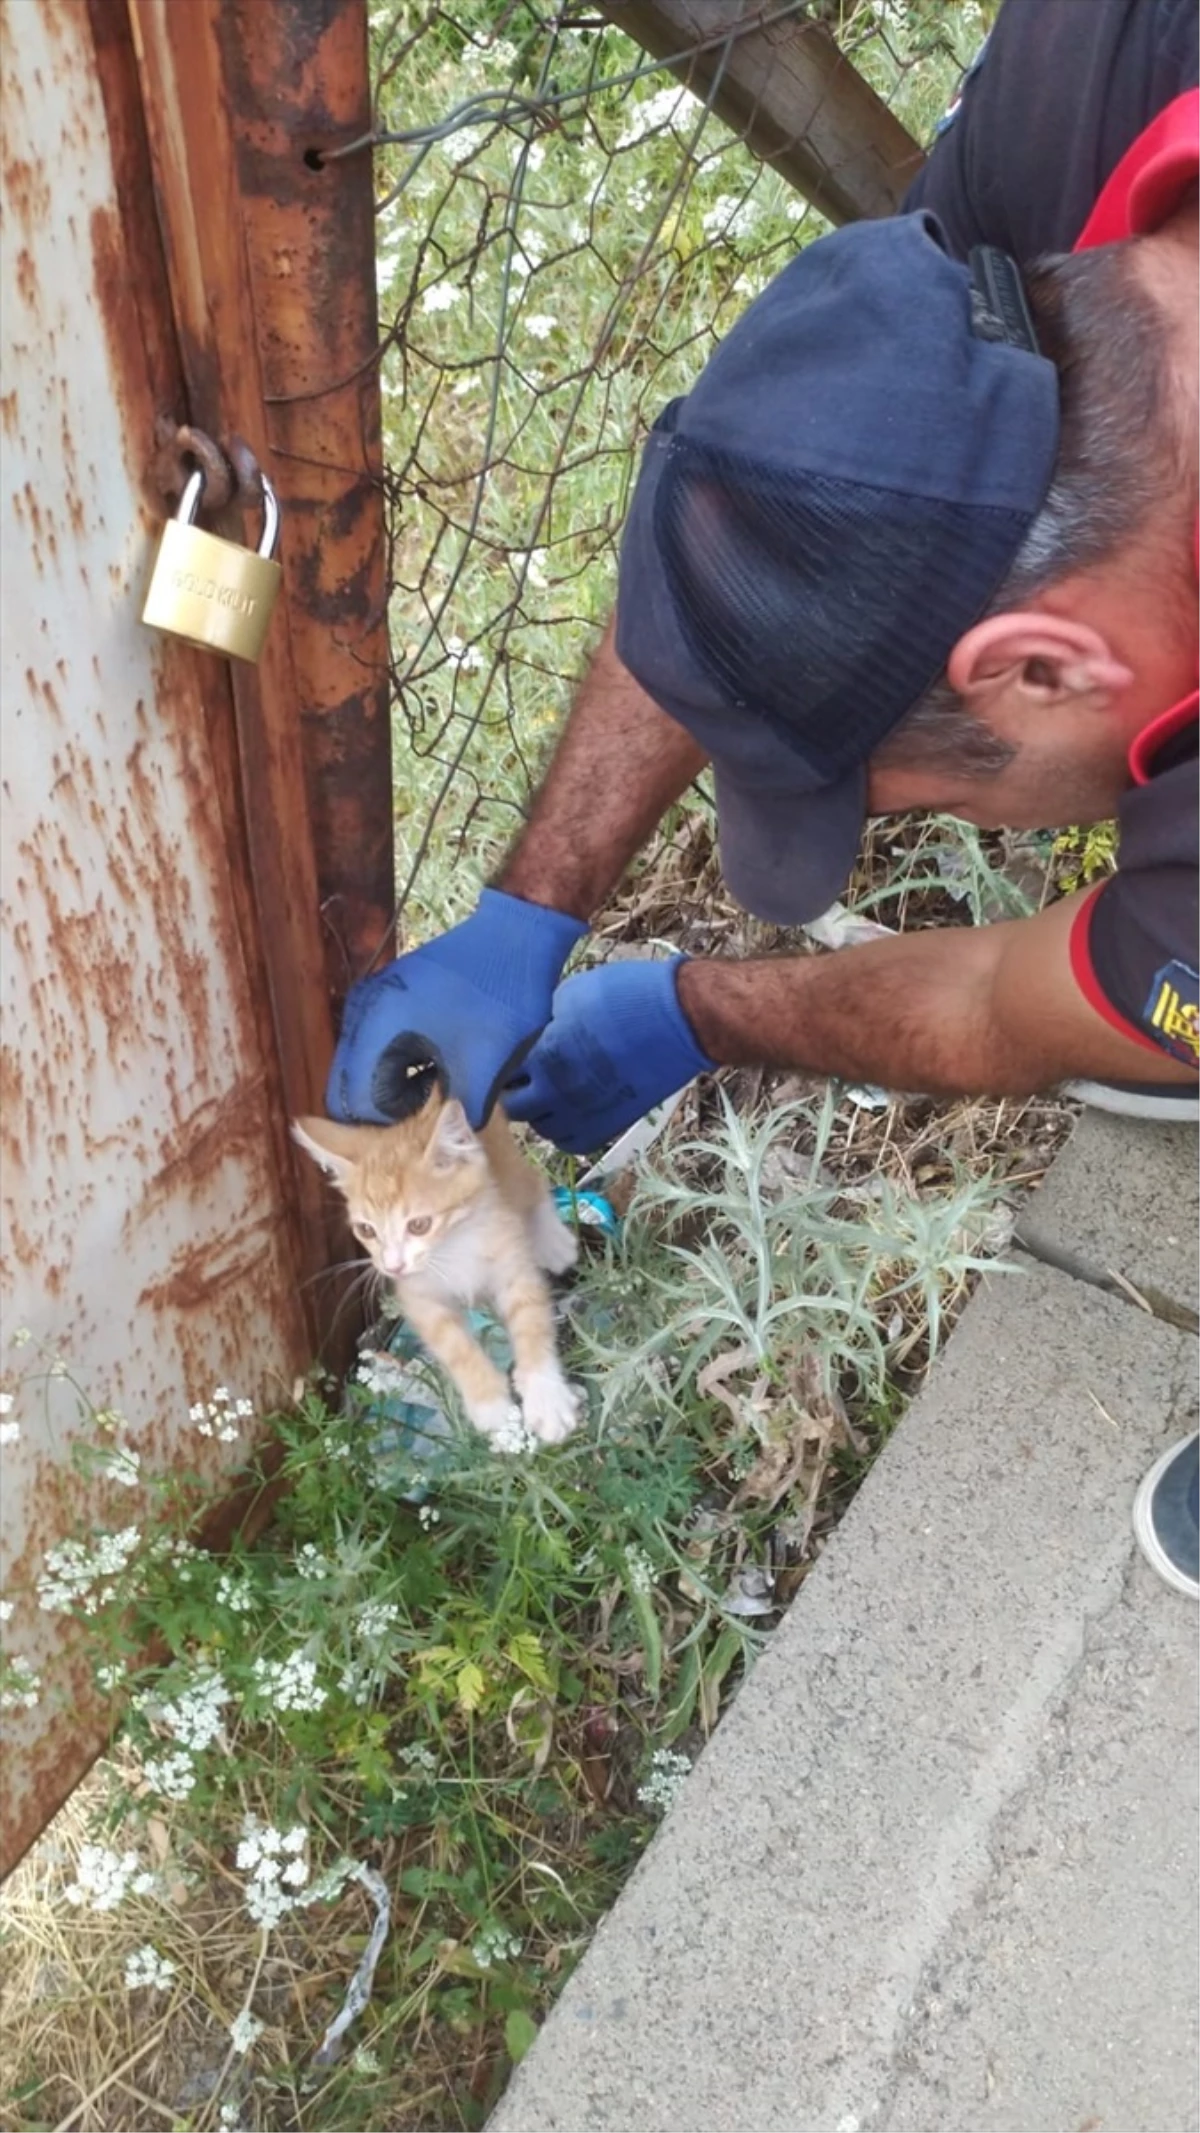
[327,888,588,1128]
[504,957,714,1154]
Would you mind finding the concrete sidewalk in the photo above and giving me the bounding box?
[492,1116,1198,2133]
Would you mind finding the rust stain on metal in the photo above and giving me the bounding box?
[1,0,325,1879]
[220,0,395,1002]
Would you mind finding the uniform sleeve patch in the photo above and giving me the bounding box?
[1143,959,1200,1065]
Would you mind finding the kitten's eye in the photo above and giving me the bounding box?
[407,1215,432,1236]
[353,1220,378,1243]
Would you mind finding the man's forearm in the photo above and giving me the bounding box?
[499,617,707,919]
[678,932,1018,1094]
[676,911,1189,1095]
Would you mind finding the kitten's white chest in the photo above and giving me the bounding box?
[413,1212,500,1305]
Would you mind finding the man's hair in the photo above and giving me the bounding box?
[875,240,1190,776]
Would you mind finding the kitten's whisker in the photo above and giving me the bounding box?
[300,1255,368,1294]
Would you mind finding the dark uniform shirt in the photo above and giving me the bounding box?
[905,0,1199,1071]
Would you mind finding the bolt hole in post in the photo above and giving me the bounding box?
[303,147,325,171]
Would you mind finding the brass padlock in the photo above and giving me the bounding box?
[142,466,282,663]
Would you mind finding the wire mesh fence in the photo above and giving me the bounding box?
[365,0,992,946]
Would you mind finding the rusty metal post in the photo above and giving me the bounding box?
[127,0,360,1329]
[217,0,396,1006]
[2,0,325,1874]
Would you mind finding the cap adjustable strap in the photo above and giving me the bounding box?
[968,245,1040,353]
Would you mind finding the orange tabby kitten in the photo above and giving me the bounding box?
[292,1095,580,1445]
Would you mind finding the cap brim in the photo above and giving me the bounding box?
[713,758,866,926]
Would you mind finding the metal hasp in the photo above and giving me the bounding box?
[598,0,924,224]
[142,465,284,661]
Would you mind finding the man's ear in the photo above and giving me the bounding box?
[947,611,1135,705]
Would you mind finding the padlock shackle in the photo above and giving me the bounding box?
[179,466,206,521]
[259,476,281,561]
[177,463,280,559]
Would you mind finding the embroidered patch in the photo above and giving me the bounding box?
[1143,959,1200,1064]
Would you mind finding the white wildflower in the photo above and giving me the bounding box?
[191,1386,249,1440]
[701,193,759,241]
[636,1747,692,1813]
[97,1444,141,1489]
[294,1544,330,1581]
[358,1600,400,1641]
[215,1571,253,1614]
[488,1410,536,1456]
[95,1662,122,1692]
[153,1666,229,1752]
[245,1878,290,1929]
[124,1943,176,1992]
[229,2008,264,2055]
[417,1504,441,1527]
[140,1749,197,1801]
[356,1354,400,1398]
[617,83,699,148]
[11,1327,31,1347]
[251,1650,326,1713]
[0,1599,13,1623]
[0,1421,19,1447]
[0,1655,41,1710]
[444,634,483,672]
[338,1661,370,1707]
[38,1527,140,1614]
[524,312,557,340]
[353,2044,381,2075]
[236,1819,308,1928]
[63,1844,155,1912]
[421,279,461,313]
[471,1920,522,1969]
[48,1356,68,1379]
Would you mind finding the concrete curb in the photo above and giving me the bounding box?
[490,1115,1198,2133]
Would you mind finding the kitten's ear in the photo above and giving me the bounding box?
[425,1098,479,1173]
[291,1116,365,1189]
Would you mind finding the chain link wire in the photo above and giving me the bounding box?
[368,1,990,944]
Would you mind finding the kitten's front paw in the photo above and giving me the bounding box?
[531,1198,579,1277]
[517,1366,581,1444]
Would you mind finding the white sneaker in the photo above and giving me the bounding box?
[1064,1077,1198,1123]
[1132,1434,1199,1598]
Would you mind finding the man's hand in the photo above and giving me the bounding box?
[504,958,715,1154]
[327,888,588,1129]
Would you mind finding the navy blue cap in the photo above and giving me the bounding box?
[615,212,1060,924]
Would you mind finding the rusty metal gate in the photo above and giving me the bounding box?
[0,0,392,1875]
